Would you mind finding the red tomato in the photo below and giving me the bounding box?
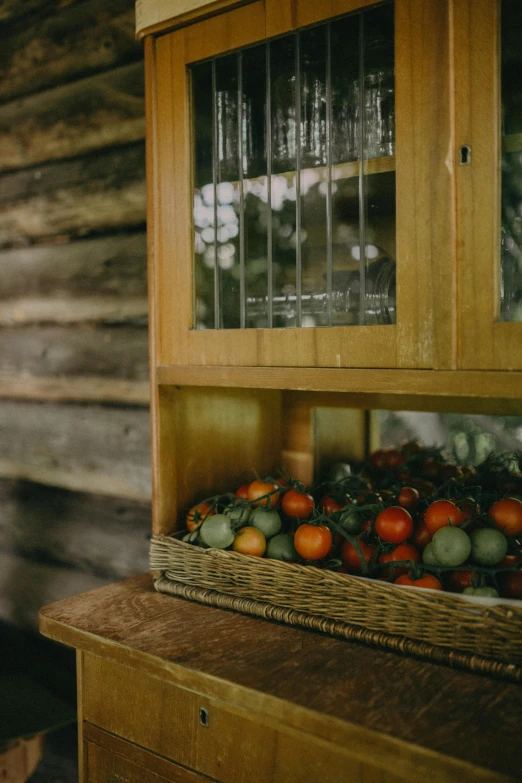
[341,539,376,572]
[375,506,414,544]
[282,489,314,520]
[397,486,420,509]
[424,499,465,535]
[498,554,521,568]
[488,497,522,537]
[378,543,420,579]
[247,480,280,509]
[446,570,475,593]
[394,574,443,591]
[384,449,406,469]
[370,449,388,470]
[411,519,432,549]
[294,524,332,561]
[501,571,522,600]
[235,484,250,500]
[186,502,215,532]
[320,495,342,515]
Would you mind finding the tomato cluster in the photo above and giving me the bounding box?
[181,444,522,600]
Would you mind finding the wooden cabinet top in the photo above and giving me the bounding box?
[40,574,522,782]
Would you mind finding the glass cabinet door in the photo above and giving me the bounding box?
[456,0,522,370]
[152,0,452,369]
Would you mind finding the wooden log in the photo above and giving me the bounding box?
[0,0,78,25]
[0,326,149,404]
[0,62,144,171]
[0,400,152,500]
[0,549,111,630]
[0,0,139,103]
[0,232,147,321]
[0,478,151,580]
[0,143,146,246]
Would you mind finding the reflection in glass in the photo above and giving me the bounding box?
[191,3,396,330]
[501,0,522,322]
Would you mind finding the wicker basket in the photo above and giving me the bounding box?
[150,534,522,682]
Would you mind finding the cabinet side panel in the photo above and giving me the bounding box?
[154,386,282,534]
[395,0,454,369]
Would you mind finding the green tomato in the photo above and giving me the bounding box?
[432,526,471,567]
[250,508,282,539]
[225,505,251,525]
[340,511,362,535]
[266,533,300,562]
[463,586,499,598]
[199,514,235,549]
[470,528,508,566]
[422,542,440,566]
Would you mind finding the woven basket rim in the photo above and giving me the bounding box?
[151,532,522,617]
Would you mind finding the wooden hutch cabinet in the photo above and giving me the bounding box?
[39,1,522,782]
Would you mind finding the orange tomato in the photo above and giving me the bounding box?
[294,524,332,561]
[394,574,443,591]
[424,499,465,535]
[488,497,522,537]
[411,518,432,549]
[282,489,314,520]
[232,527,266,557]
[247,480,280,509]
[186,502,215,532]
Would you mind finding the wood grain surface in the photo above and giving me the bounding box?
[0,0,139,103]
[39,575,522,781]
[0,62,144,171]
[0,400,151,499]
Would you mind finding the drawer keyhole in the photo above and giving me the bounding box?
[199,707,209,727]
[459,144,471,165]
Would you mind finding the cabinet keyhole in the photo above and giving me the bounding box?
[459,145,471,165]
[199,707,209,727]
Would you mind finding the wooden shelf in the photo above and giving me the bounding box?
[155,365,522,413]
[242,155,396,188]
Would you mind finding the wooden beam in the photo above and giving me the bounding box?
[0,62,145,172]
[0,142,146,246]
[0,0,139,103]
[155,365,522,412]
[0,550,110,630]
[0,232,147,321]
[0,478,151,580]
[0,325,149,403]
[0,400,152,500]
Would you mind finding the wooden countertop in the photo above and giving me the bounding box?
[39,574,522,782]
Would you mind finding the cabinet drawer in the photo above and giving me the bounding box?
[84,724,216,783]
[82,653,396,783]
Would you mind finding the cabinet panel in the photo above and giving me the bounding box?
[82,654,412,783]
[455,0,522,369]
[150,0,453,370]
[85,735,214,783]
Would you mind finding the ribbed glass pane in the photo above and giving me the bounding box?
[501,0,522,322]
[271,35,297,328]
[243,44,269,328]
[330,15,361,325]
[192,62,215,330]
[215,54,241,329]
[300,26,328,327]
[190,3,395,330]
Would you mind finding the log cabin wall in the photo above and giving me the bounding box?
[0,0,151,630]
